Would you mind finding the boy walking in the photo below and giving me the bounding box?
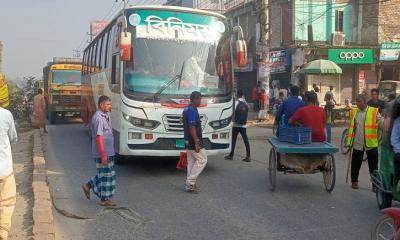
[225,90,251,162]
[183,91,208,193]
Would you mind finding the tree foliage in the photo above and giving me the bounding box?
[7,76,37,121]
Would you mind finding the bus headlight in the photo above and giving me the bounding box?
[209,117,231,130]
[122,113,160,130]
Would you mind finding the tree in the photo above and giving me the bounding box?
[7,76,37,121]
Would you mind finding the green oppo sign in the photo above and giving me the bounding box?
[328,49,374,64]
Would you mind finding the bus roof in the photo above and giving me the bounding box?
[124,5,226,19]
[86,5,227,47]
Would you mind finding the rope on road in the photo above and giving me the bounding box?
[51,195,152,227]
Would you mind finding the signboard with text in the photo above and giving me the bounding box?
[380,42,400,61]
[90,21,109,40]
[328,49,374,64]
[269,49,291,74]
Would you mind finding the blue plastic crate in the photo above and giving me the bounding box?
[278,126,312,145]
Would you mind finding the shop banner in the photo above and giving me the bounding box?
[90,21,109,40]
[269,49,291,74]
[380,42,400,61]
[328,49,374,64]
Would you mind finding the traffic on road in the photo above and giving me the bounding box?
[2,1,400,240]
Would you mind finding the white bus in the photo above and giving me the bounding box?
[81,5,247,159]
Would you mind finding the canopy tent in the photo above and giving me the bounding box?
[300,59,342,75]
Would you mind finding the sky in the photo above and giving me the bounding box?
[0,0,166,79]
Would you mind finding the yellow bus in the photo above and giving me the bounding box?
[0,72,9,108]
[43,57,82,124]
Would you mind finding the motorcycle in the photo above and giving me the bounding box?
[372,207,400,240]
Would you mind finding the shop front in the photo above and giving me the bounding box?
[379,42,400,81]
[327,48,375,103]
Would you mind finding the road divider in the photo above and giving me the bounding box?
[32,130,55,240]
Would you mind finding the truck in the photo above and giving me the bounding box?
[0,72,9,108]
[43,57,82,124]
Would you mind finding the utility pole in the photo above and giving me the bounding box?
[258,0,270,88]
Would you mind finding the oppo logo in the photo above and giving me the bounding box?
[339,52,365,60]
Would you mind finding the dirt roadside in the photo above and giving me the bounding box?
[9,130,34,240]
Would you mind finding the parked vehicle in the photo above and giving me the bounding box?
[81,5,247,159]
[371,207,400,240]
[0,72,9,108]
[379,80,400,100]
[43,57,82,124]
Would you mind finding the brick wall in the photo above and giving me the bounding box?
[270,0,282,48]
[378,0,400,43]
[361,0,379,45]
[361,0,400,45]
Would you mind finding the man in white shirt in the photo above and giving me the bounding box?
[0,107,18,239]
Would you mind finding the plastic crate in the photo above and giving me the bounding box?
[278,126,312,145]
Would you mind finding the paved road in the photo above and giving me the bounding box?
[44,122,383,240]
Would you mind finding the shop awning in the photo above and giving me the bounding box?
[300,59,342,75]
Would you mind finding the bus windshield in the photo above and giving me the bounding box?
[52,70,81,84]
[124,34,232,102]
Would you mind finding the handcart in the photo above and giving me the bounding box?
[267,138,338,192]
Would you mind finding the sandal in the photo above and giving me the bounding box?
[99,200,117,207]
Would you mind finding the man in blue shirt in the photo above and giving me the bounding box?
[183,91,207,193]
[275,85,305,125]
[82,95,116,206]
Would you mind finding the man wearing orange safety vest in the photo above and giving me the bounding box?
[346,94,381,191]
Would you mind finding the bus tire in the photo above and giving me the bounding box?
[114,153,125,165]
[49,112,57,125]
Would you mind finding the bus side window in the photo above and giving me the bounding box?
[91,44,96,73]
[98,36,103,70]
[111,55,117,84]
[111,54,120,93]
[82,51,87,74]
[103,31,110,68]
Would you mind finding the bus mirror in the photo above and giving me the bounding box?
[120,32,132,62]
[236,39,247,68]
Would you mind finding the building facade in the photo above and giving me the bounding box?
[269,0,400,103]
[224,0,400,103]
[165,0,224,12]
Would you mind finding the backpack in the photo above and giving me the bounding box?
[234,101,249,125]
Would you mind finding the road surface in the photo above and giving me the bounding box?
[44,122,383,240]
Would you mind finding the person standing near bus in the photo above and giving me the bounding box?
[33,88,48,134]
[225,90,251,162]
[0,106,18,239]
[390,97,400,191]
[183,91,208,193]
[82,96,117,206]
[346,94,381,191]
[252,85,259,112]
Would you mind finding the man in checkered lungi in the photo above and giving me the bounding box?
[82,96,116,206]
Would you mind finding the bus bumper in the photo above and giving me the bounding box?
[116,130,231,157]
